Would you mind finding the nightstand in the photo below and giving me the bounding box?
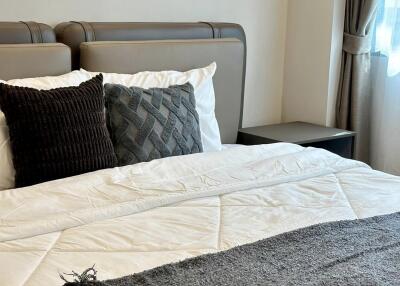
[237,121,356,159]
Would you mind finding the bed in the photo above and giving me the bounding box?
[0,22,400,286]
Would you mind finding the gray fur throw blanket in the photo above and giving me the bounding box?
[61,212,400,285]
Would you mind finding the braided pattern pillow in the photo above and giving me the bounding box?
[0,74,117,187]
[105,82,203,166]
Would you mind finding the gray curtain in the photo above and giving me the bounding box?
[336,0,379,162]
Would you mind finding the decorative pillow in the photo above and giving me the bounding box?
[81,62,222,152]
[5,70,92,89]
[0,74,117,188]
[0,70,92,190]
[105,82,203,166]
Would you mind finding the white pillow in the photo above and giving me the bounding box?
[0,97,14,190]
[80,62,222,153]
[0,71,92,190]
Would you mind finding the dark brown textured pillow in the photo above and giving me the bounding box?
[0,74,117,187]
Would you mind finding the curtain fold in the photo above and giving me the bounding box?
[370,55,400,175]
[336,0,379,162]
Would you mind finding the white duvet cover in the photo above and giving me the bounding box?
[1,143,400,285]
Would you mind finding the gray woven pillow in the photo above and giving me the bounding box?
[104,82,203,166]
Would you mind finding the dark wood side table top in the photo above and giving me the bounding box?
[237,121,356,159]
[238,121,356,144]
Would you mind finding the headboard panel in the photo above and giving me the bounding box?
[0,44,71,80]
[80,39,244,144]
[55,22,246,70]
[56,21,247,140]
[0,22,55,44]
[0,22,70,81]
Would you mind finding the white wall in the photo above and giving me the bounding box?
[282,0,345,126]
[0,0,288,128]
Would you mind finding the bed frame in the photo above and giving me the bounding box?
[0,22,70,80]
[0,21,246,144]
[0,22,55,44]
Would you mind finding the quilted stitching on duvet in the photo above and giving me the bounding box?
[0,143,399,286]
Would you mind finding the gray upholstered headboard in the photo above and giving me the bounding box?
[55,22,247,143]
[0,21,245,143]
[0,22,71,80]
[55,22,247,69]
[0,44,71,80]
[80,39,244,144]
[0,22,55,44]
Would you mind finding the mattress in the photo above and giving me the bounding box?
[1,143,399,285]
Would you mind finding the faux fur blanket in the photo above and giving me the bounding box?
[63,212,400,285]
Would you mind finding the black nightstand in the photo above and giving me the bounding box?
[237,121,356,159]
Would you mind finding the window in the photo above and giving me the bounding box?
[373,0,400,76]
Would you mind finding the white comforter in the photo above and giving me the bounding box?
[1,143,400,285]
